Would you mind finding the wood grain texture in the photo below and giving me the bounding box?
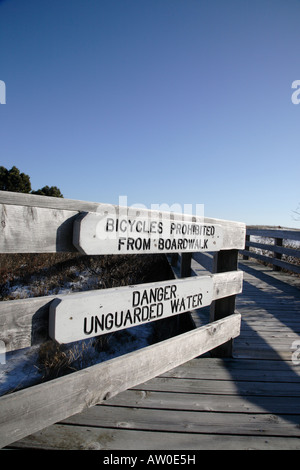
[0,271,243,352]
[8,260,300,451]
[0,190,246,253]
[0,313,241,448]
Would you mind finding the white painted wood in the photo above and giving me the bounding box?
[73,211,224,255]
[0,313,241,448]
[0,204,78,252]
[0,270,243,351]
[49,276,214,343]
[0,191,246,253]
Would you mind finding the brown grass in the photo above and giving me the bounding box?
[1,252,182,383]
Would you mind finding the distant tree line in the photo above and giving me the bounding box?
[0,166,63,197]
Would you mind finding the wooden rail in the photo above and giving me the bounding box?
[240,226,300,274]
[0,191,245,448]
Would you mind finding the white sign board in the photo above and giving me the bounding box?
[49,276,213,344]
[73,211,223,255]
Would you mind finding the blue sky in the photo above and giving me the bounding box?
[0,0,300,227]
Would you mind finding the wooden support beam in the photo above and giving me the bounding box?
[210,249,239,357]
[0,313,241,449]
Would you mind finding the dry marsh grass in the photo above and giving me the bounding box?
[1,252,187,384]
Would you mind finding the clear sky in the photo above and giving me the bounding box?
[1,0,300,228]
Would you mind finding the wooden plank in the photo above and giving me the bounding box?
[73,212,224,255]
[0,204,78,252]
[0,190,107,212]
[245,240,300,258]
[10,424,300,450]
[6,260,300,451]
[246,227,300,241]
[239,249,300,274]
[61,404,300,437]
[134,376,300,396]
[161,358,300,382]
[0,191,246,254]
[98,389,300,413]
[49,275,214,343]
[0,313,241,448]
[0,270,243,352]
[210,249,239,357]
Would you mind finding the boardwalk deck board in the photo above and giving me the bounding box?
[6,259,300,450]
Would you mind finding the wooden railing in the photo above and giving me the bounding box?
[0,191,245,448]
[240,226,300,274]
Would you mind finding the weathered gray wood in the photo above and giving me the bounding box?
[239,249,300,274]
[210,249,239,357]
[96,388,300,413]
[243,234,250,260]
[0,270,243,352]
[11,425,300,450]
[245,240,300,258]
[135,375,300,396]
[0,204,78,252]
[0,313,241,448]
[62,404,300,437]
[246,226,300,241]
[180,252,192,277]
[73,211,225,255]
[49,275,214,343]
[9,259,300,451]
[0,191,246,253]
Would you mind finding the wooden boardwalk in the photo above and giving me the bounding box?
[7,259,300,450]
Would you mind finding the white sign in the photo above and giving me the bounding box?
[73,211,223,255]
[49,276,213,344]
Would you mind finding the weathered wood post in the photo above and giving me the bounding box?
[180,253,192,278]
[210,249,239,357]
[274,237,283,271]
[170,253,178,267]
[243,234,250,260]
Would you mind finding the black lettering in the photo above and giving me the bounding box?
[149,288,156,303]
[186,295,193,308]
[128,220,136,231]
[170,285,177,298]
[134,307,141,322]
[118,237,126,250]
[156,287,164,301]
[115,311,124,328]
[119,219,127,232]
[149,304,156,320]
[84,316,94,335]
[136,220,142,232]
[95,315,104,332]
[127,237,135,250]
[157,302,163,317]
[106,218,115,232]
[141,305,149,321]
[132,291,140,307]
[171,298,180,313]
[143,238,151,250]
[124,309,133,326]
[171,239,177,249]
[104,313,114,330]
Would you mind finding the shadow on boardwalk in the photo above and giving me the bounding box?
[227,261,300,426]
